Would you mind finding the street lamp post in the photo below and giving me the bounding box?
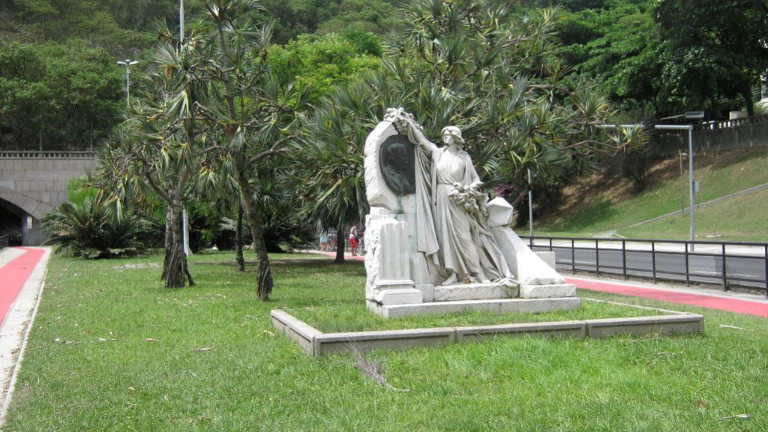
[679,150,687,216]
[116,59,138,108]
[527,168,534,237]
[656,124,695,248]
[179,0,185,44]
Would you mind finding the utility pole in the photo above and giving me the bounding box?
[179,0,185,45]
[528,169,534,237]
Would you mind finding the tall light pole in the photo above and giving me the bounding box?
[527,168,534,237]
[679,150,687,216]
[179,0,185,44]
[116,59,138,108]
[656,124,695,248]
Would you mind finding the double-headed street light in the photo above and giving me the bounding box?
[117,59,138,108]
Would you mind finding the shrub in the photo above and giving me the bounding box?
[42,197,150,259]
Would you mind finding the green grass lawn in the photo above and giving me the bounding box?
[534,147,768,242]
[4,251,768,431]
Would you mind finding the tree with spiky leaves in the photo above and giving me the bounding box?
[192,0,311,300]
[378,0,645,210]
[101,36,207,288]
[297,84,376,263]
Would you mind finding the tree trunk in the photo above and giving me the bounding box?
[162,205,172,280]
[234,155,272,300]
[164,201,188,288]
[743,85,755,117]
[335,222,346,263]
[236,202,245,272]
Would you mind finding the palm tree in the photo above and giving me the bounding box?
[193,0,311,300]
[382,0,646,211]
[297,85,376,262]
[101,36,208,288]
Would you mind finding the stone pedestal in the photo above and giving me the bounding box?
[365,216,422,305]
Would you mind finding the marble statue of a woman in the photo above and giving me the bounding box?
[392,111,511,285]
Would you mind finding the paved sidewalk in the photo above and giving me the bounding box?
[0,247,50,426]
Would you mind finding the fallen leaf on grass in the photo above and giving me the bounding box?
[145,338,159,343]
[719,324,748,331]
[719,414,751,420]
[263,330,275,337]
[696,400,709,408]
[192,347,213,352]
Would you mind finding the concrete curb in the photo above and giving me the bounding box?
[271,299,704,357]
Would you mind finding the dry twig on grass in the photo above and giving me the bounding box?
[349,344,409,392]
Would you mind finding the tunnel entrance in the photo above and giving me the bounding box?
[0,200,24,246]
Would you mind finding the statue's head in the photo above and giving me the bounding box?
[441,126,465,146]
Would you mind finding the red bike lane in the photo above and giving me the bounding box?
[0,247,46,326]
[567,277,768,318]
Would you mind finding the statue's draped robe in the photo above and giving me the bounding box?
[412,137,510,282]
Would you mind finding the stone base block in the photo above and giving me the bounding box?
[315,327,455,356]
[433,282,519,301]
[520,283,576,299]
[367,297,580,318]
[371,288,423,305]
[586,314,704,338]
[270,309,322,355]
[456,320,585,342]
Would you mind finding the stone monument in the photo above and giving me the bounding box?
[364,108,579,317]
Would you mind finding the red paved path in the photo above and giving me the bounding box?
[567,277,768,318]
[0,248,45,326]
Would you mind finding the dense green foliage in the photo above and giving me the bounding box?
[268,30,382,102]
[0,40,122,150]
[0,0,397,151]
[2,0,767,151]
[558,0,768,119]
[373,1,645,210]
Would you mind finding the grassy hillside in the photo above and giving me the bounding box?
[532,146,768,242]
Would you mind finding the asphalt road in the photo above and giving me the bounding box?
[533,243,767,291]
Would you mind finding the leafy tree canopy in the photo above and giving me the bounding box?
[267,30,382,102]
[0,39,122,150]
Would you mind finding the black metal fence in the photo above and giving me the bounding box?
[522,236,768,298]
[0,234,8,249]
[0,150,97,159]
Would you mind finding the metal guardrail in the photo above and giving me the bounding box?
[522,236,768,298]
[0,234,8,249]
[0,151,97,159]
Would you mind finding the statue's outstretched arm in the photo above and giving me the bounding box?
[385,107,436,153]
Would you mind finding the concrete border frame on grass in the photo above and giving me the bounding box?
[271,299,704,357]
